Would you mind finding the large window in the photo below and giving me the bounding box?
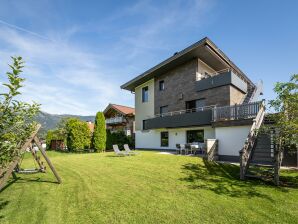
[161,132,169,147]
[187,130,204,143]
[159,80,165,91]
[142,86,149,102]
[186,99,206,112]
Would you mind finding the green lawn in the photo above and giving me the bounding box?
[0,151,297,224]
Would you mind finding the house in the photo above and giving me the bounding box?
[103,103,135,136]
[121,37,264,162]
[86,121,94,133]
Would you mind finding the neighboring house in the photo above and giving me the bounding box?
[103,104,135,136]
[121,37,264,162]
[86,121,95,133]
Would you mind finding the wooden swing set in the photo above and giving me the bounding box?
[0,124,62,191]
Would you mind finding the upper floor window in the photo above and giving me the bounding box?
[142,86,149,102]
[159,80,165,91]
[159,105,168,116]
[186,99,206,112]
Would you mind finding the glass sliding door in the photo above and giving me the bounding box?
[186,130,204,143]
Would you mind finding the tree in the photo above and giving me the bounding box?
[66,118,91,151]
[0,57,40,168]
[106,130,133,150]
[92,112,106,152]
[268,74,298,148]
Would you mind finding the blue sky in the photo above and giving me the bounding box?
[0,0,297,115]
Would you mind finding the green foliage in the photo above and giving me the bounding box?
[106,130,134,150]
[0,57,40,168]
[2,151,298,223]
[65,118,91,151]
[268,74,298,148]
[46,129,66,150]
[93,112,106,152]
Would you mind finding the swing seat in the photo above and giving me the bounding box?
[15,168,45,174]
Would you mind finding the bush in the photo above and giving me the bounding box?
[106,130,134,150]
[46,129,66,150]
[92,112,106,152]
[66,118,91,151]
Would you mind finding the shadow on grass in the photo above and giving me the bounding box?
[180,159,286,201]
[280,171,298,188]
[0,176,59,193]
[0,198,10,219]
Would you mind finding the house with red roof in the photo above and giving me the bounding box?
[103,103,135,136]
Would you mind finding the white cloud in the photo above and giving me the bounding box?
[0,0,214,115]
[0,26,129,115]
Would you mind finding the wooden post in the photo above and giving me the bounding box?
[0,124,42,191]
[239,150,245,180]
[34,136,62,184]
[0,159,20,191]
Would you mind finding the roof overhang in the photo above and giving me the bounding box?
[121,37,255,92]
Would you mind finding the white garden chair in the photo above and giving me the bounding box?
[113,145,128,156]
[124,144,138,155]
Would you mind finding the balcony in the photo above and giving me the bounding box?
[212,101,264,122]
[144,106,213,129]
[106,116,125,125]
[196,69,247,93]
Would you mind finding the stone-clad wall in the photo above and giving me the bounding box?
[154,58,245,114]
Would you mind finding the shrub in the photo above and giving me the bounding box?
[0,57,40,168]
[106,130,134,150]
[66,118,91,151]
[93,112,106,152]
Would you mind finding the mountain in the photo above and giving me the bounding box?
[35,111,95,137]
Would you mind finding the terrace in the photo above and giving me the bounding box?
[144,101,263,129]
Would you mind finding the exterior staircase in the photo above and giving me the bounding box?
[242,80,263,104]
[244,131,276,181]
[239,103,282,185]
[242,86,256,104]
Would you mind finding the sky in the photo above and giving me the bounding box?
[0,0,297,115]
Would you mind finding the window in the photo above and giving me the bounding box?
[187,130,204,143]
[159,106,168,116]
[159,80,165,91]
[161,132,169,147]
[142,86,149,102]
[142,120,148,130]
[186,99,206,112]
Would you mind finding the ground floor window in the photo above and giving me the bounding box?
[161,132,169,147]
[186,130,204,143]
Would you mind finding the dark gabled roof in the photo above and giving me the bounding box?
[121,37,255,91]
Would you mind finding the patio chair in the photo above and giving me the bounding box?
[113,145,128,156]
[180,144,186,155]
[124,144,138,155]
[176,144,181,155]
[185,144,192,155]
[191,144,198,155]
